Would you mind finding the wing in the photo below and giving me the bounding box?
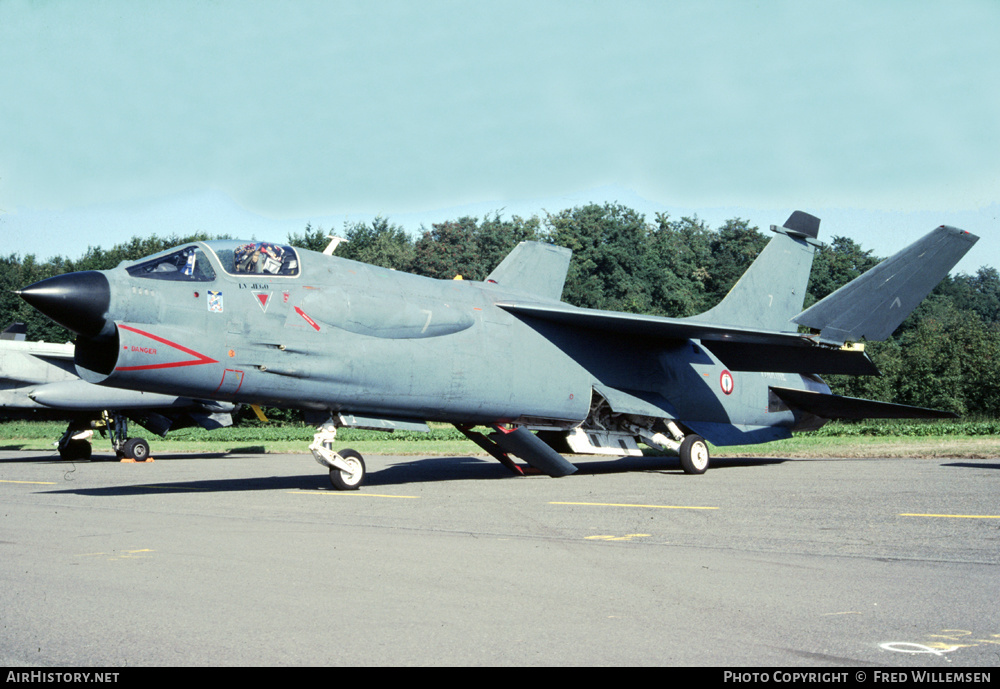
[496,301,878,375]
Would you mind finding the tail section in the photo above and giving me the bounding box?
[690,211,821,332]
[792,225,978,344]
[485,241,571,301]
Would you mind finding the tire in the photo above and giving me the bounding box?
[59,439,92,461]
[124,438,150,461]
[679,435,709,474]
[329,448,366,490]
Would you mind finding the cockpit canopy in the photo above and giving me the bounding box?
[221,241,300,276]
[126,246,217,282]
[126,241,301,282]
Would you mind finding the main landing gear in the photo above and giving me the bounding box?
[105,412,152,462]
[678,434,710,475]
[639,422,710,475]
[56,413,153,462]
[57,426,93,461]
[309,422,366,490]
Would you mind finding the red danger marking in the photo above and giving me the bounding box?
[720,370,734,395]
[295,306,321,331]
[115,325,218,371]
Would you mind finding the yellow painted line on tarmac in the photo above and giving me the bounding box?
[551,501,718,510]
[289,490,420,499]
[0,479,57,485]
[900,513,1000,520]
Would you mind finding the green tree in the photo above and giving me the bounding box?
[702,218,768,306]
[544,203,654,312]
[286,223,331,253]
[647,214,716,316]
[411,216,482,280]
[336,217,415,271]
[410,213,540,281]
[806,236,880,306]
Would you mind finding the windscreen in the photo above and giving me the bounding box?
[126,247,217,282]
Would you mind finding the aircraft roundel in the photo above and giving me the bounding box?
[720,370,734,395]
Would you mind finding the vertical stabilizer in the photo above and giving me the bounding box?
[690,211,820,331]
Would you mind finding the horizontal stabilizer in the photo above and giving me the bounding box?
[486,242,571,301]
[793,225,978,344]
[770,386,957,420]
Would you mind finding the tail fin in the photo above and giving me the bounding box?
[792,225,978,344]
[690,211,820,331]
[485,241,572,301]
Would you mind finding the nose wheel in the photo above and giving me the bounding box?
[309,422,367,490]
[328,448,366,490]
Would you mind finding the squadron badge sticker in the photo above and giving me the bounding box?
[208,290,224,313]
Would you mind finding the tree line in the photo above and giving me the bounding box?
[2,203,997,417]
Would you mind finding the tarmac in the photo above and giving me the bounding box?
[1,448,998,666]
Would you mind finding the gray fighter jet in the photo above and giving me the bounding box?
[0,323,236,460]
[17,212,977,487]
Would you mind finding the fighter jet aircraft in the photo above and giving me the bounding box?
[0,323,236,460]
[17,212,977,487]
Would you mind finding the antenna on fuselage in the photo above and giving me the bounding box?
[323,236,348,256]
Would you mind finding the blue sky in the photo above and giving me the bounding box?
[1,1,997,273]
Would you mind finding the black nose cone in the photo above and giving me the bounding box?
[18,271,111,337]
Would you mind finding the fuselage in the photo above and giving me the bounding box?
[21,240,824,442]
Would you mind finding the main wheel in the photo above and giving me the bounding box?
[123,438,151,461]
[679,435,709,474]
[329,448,366,490]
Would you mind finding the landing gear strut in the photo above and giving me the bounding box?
[309,422,366,490]
[104,412,152,462]
[56,413,152,462]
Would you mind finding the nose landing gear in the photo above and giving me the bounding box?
[309,422,366,490]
